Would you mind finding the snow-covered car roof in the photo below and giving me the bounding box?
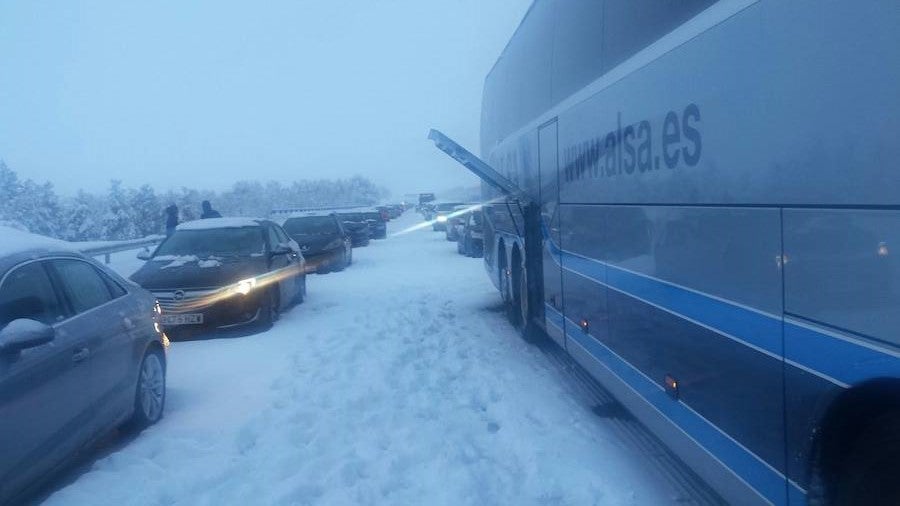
[176,218,262,231]
[0,226,75,258]
[282,211,336,219]
[278,211,338,226]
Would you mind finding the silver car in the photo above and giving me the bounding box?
[0,233,167,504]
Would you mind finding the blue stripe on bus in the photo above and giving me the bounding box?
[550,246,900,388]
[784,321,900,386]
[559,249,781,357]
[551,306,788,505]
[545,301,565,330]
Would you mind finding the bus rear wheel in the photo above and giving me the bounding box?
[511,253,541,343]
[833,411,900,505]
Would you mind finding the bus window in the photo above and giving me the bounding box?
[603,0,719,72]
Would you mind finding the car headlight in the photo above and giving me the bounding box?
[232,277,258,296]
[436,215,448,223]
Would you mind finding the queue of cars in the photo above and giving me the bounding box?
[0,204,402,503]
[421,202,484,257]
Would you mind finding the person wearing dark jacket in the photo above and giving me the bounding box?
[201,200,222,219]
[165,204,179,236]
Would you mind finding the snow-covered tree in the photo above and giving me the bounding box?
[61,191,105,241]
[102,180,138,240]
[130,184,163,237]
[0,159,390,239]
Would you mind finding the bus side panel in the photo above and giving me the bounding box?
[559,204,787,505]
[783,209,900,489]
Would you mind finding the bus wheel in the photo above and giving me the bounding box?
[833,411,900,505]
[514,261,542,343]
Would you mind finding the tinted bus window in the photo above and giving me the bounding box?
[552,0,606,104]
[603,0,719,72]
[481,0,554,152]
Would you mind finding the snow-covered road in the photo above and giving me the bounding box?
[44,213,685,506]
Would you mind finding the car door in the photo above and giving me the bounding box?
[47,259,135,425]
[265,224,296,307]
[273,223,303,274]
[334,216,351,257]
[0,260,89,498]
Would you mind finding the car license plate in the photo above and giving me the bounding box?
[160,313,204,325]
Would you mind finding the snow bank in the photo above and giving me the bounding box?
[47,213,677,506]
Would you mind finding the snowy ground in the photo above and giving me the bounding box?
[43,213,685,506]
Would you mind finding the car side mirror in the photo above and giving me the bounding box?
[0,319,55,355]
[270,244,292,256]
[137,248,152,261]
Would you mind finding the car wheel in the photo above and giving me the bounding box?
[293,275,306,304]
[333,251,346,272]
[833,411,900,505]
[259,288,280,327]
[129,349,166,428]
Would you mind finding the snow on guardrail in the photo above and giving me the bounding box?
[78,235,164,264]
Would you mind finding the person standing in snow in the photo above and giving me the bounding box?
[165,204,179,237]
[200,200,222,219]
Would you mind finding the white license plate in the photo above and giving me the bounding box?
[160,314,204,325]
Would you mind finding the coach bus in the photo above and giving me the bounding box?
[430,1,900,504]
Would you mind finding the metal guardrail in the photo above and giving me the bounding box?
[80,236,164,264]
[269,205,373,217]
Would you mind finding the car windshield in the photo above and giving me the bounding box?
[436,203,462,212]
[283,216,338,236]
[154,227,264,257]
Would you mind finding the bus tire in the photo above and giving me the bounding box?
[833,411,900,505]
[514,259,542,344]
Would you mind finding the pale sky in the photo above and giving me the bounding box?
[0,0,531,197]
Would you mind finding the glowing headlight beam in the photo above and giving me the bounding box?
[160,266,307,312]
[391,198,502,238]
[232,277,257,295]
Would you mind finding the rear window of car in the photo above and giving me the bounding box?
[155,227,265,257]
[0,261,66,327]
[283,216,339,236]
[50,259,115,314]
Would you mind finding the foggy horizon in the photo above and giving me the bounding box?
[0,1,531,198]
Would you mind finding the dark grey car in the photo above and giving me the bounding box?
[130,218,307,331]
[0,236,167,505]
